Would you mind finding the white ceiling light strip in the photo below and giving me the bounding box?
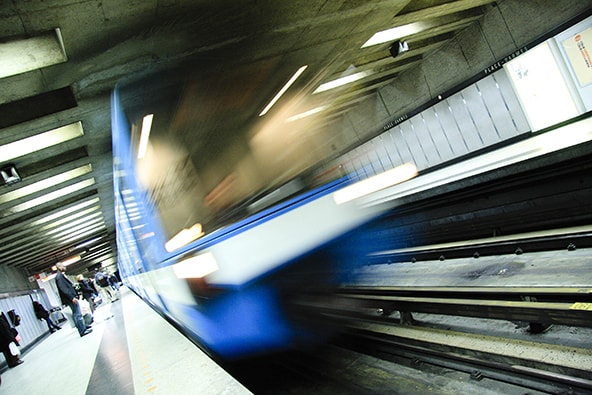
[0,164,92,204]
[0,211,102,251]
[46,213,103,238]
[0,28,67,79]
[0,122,84,162]
[40,206,102,231]
[50,218,104,242]
[0,198,100,242]
[73,237,104,250]
[286,105,329,122]
[361,22,430,48]
[56,224,106,244]
[1,178,96,217]
[313,70,371,94]
[33,198,100,226]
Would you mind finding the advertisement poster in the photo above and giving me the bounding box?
[504,42,579,131]
[562,27,592,87]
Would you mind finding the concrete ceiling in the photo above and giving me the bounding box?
[0,0,501,276]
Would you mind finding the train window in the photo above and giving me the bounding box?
[115,69,333,252]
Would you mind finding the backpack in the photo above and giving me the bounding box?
[7,310,21,326]
[96,273,109,287]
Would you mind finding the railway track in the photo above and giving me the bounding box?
[288,285,592,394]
[336,318,592,394]
[225,342,574,395]
[225,317,591,394]
[230,171,592,394]
[222,281,592,393]
[228,130,592,393]
[329,285,592,328]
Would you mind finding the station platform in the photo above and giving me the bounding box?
[0,287,251,395]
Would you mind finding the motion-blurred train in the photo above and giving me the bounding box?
[110,68,418,360]
[110,30,592,359]
[112,78,592,361]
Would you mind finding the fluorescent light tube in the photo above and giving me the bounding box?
[313,71,370,94]
[362,22,428,48]
[0,28,67,78]
[0,122,84,162]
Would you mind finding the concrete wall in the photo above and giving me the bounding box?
[338,0,592,148]
[0,265,37,293]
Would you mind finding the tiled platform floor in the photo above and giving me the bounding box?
[0,287,251,395]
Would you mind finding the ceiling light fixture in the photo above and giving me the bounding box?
[0,200,101,244]
[56,223,105,244]
[40,206,102,232]
[259,65,308,116]
[0,28,67,79]
[313,70,370,94]
[89,243,109,252]
[0,122,84,163]
[0,206,97,246]
[48,214,103,239]
[1,178,96,218]
[0,164,92,204]
[59,255,81,267]
[361,22,428,48]
[73,236,104,250]
[286,105,329,122]
[34,198,100,227]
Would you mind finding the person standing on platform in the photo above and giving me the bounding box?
[55,263,93,337]
[109,273,120,291]
[94,270,115,303]
[0,312,23,367]
[76,274,99,311]
[32,301,61,333]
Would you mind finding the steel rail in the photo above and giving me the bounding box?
[338,327,592,394]
[298,287,592,328]
[337,285,592,302]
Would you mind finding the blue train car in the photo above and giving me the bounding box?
[109,47,592,359]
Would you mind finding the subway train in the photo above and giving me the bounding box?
[110,20,592,359]
[110,124,420,359]
[110,70,421,359]
[111,68,592,360]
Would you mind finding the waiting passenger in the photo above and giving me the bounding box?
[0,312,23,367]
[76,275,100,311]
[109,273,120,291]
[55,263,92,337]
[32,301,61,333]
[94,270,115,303]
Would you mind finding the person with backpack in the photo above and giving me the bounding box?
[76,275,100,311]
[94,270,114,303]
[55,263,92,338]
[32,301,61,333]
[0,312,23,367]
